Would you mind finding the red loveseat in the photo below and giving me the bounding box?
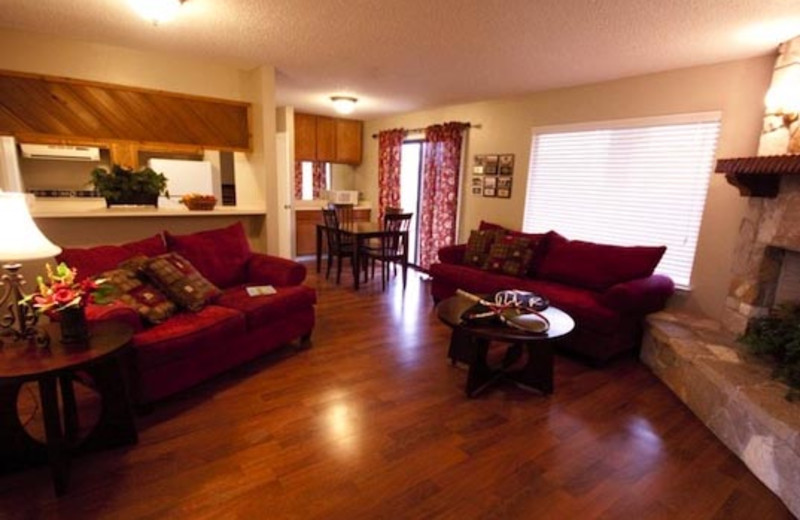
[429,222,675,363]
[58,222,316,405]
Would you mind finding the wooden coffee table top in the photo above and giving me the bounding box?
[0,321,134,382]
[436,293,575,343]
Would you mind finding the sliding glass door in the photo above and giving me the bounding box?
[399,141,423,265]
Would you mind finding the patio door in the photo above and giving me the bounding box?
[399,140,423,265]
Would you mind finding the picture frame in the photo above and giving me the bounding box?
[471,176,483,188]
[496,188,511,198]
[497,177,512,190]
[483,187,496,197]
[473,155,485,175]
[483,176,497,189]
[499,154,515,176]
[471,186,482,195]
[484,155,499,175]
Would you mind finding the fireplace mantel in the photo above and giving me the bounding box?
[715,155,800,197]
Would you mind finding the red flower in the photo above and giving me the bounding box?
[53,288,78,305]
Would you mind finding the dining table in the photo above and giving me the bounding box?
[316,221,409,290]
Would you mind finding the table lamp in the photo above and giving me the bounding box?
[0,192,62,346]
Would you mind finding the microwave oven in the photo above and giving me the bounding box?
[328,190,359,205]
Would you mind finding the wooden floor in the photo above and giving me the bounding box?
[0,263,793,519]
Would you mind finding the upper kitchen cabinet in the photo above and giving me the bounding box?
[294,112,362,165]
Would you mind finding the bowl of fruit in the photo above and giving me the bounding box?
[180,193,217,211]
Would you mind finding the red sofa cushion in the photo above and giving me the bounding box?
[538,240,666,292]
[165,222,253,288]
[216,285,317,331]
[133,305,246,369]
[57,234,166,281]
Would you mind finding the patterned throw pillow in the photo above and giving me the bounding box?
[463,229,506,267]
[483,236,534,277]
[98,268,176,325]
[142,253,222,311]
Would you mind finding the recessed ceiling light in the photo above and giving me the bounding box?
[129,0,186,25]
[331,96,358,115]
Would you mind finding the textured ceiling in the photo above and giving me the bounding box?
[0,0,799,119]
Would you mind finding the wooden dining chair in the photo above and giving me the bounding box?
[361,212,413,290]
[321,208,356,284]
[332,203,355,228]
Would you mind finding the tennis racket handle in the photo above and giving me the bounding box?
[456,289,489,305]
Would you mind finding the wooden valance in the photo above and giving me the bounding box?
[0,70,251,153]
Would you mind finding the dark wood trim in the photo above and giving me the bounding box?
[715,154,800,197]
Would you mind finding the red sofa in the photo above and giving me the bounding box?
[58,223,316,405]
[429,222,674,363]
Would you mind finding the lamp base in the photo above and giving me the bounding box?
[0,263,50,348]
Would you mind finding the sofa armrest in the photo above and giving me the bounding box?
[86,301,144,333]
[599,274,675,314]
[246,253,306,287]
[438,244,466,265]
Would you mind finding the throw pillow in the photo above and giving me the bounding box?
[164,222,253,289]
[483,236,534,277]
[98,268,176,325]
[463,229,506,267]
[142,253,222,311]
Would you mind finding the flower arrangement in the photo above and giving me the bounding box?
[22,263,109,316]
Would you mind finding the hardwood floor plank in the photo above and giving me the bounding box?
[0,264,792,519]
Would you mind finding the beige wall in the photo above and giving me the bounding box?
[356,56,774,320]
[0,29,279,254]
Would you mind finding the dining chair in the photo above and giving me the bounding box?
[332,203,355,228]
[361,212,413,290]
[321,208,356,284]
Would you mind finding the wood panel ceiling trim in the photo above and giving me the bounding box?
[0,69,252,152]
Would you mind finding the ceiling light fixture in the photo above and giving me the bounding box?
[331,96,358,115]
[129,0,186,25]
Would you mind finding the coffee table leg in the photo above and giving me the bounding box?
[509,342,554,394]
[39,376,69,496]
[465,338,500,398]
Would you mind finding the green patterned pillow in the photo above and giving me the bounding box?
[142,253,222,311]
[483,236,534,277]
[98,267,177,324]
[463,229,506,267]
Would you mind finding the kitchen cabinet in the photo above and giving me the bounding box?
[295,208,371,256]
[294,113,363,165]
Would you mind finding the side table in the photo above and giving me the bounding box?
[0,321,136,496]
[436,294,575,397]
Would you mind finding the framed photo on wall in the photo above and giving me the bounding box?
[496,188,511,198]
[471,176,483,188]
[499,154,515,175]
[483,176,497,189]
[497,177,512,190]
[473,155,485,174]
[471,186,482,195]
[483,188,496,197]
[484,155,499,175]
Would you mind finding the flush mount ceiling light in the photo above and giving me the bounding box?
[331,96,358,115]
[129,0,186,25]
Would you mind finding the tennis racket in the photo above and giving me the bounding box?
[456,289,550,334]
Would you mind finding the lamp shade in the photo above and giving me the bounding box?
[0,193,61,262]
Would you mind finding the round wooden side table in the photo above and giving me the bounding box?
[436,294,575,397]
[0,321,136,496]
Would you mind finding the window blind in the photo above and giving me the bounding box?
[522,115,721,288]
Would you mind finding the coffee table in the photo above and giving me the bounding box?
[0,321,136,496]
[436,293,575,397]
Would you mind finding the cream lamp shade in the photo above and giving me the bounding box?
[0,192,61,262]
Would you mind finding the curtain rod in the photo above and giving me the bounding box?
[371,122,480,139]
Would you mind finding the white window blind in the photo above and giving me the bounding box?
[522,114,721,288]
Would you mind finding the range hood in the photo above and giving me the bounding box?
[20,143,101,161]
[715,154,800,197]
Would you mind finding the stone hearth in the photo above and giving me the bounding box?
[642,311,800,517]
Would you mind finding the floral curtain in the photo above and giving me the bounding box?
[312,162,327,199]
[418,122,469,270]
[377,128,406,222]
[294,161,303,199]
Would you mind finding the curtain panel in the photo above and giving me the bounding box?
[418,122,469,270]
[294,161,303,199]
[377,128,406,222]
[312,162,326,199]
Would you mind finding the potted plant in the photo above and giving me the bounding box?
[90,164,168,207]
